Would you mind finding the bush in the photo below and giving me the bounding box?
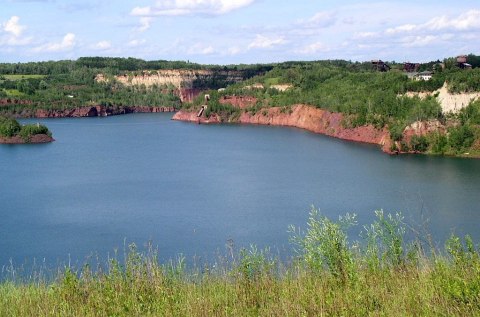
[362,210,406,269]
[410,135,429,152]
[289,206,357,283]
[0,116,21,137]
[19,123,51,141]
[448,125,475,153]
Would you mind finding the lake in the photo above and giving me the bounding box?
[1,113,479,268]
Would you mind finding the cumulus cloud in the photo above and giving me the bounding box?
[295,42,329,55]
[227,46,242,56]
[299,11,337,28]
[3,16,26,37]
[93,40,112,50]
[187,43,215,55]
[33,33,76,52]
[346,9,480,60]
[0,16,32,46]
[424,10,480,31]
[131,0,255,17]
[135,17,153,33]
[248,34,286,49]
[128,39,147,47]
[385,9,480,36]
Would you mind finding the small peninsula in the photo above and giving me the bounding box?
[0,116,54,144]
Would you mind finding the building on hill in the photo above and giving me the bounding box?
[414,71,433,81]
[372,60,391,72]
[457,55,473,69]
[457,55,467,64]
[403,62,420,73]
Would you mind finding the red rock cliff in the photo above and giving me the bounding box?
[172,104,393,153]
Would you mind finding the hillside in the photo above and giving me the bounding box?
[0,57,270,117]
[1,55,480,156]
[177,57,480,157]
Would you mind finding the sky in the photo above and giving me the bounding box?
[1,0,480,64]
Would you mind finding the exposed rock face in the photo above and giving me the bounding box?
[402,120,446,144]
[173,104,393,153]
[0,134,54,144]
[172,110,221,124]
[219,95,257,109]
[96,70,246,102]
[270,84,293,91]
[34,105,176,118]
[403,83,480,113]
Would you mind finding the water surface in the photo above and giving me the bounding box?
[1,113,479,267]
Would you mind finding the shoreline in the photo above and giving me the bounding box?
[0,134,54,144]
[172,104,395,154]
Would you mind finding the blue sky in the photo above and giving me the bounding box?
[1,0,479,64]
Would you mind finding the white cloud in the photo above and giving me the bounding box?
[424,10,480,31]
[33,33,76,52]
[0,16,32,46]
[386,24,417,35]
[187,43,215,55]
[300,11,337,28]
[385,9,480,36]
[3,16,26,37]
[353,31,378,39]
[128,39,147,47]
[227,46,242,55]
[295,42,329,55]
[135,17,152,33]
[93,40,112,50]
[248,34,286,49]
[131,0,255,17]
[344,9,480,61]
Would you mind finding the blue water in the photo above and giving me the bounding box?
[1,113,479,267]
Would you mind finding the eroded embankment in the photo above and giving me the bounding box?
[31,105,176,118]
[0,134,54,144]
[172,104,395,153]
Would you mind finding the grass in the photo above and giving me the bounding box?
[4,89,25,98]
[0,208,479,316]
[2,74,46,81]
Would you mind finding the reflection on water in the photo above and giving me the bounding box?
[0,113,479,266]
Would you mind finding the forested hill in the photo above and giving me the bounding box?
[184,54,480,157]
[2,55,480,156]
[0,57,272,116]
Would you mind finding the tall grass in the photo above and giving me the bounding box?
[1,208,479,316]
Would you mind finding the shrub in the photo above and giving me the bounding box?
[19,124,51,141]
[448,125,475,153]
[362,210,406,269]
[410,135,429,152]
[0,116,21,137]
[289,206,357,283]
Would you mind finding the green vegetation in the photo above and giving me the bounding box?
[0,116,52,142]
[1,208,479,316]
[0,57,270,116]
[2,55,480,155]
[185,55,480,156]
[394,100,480,156]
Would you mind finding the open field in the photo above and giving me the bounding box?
[1,74,46,81]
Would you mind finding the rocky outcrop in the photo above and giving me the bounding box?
[219,95,257,109]
[402,120,446,144]
[33,105,175,118]
[0,134,54,144]
[172,110,221,124]
[173,104,393,153]
[96,70,246,102]
[404,83,480,113]
[0,98,34,105]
